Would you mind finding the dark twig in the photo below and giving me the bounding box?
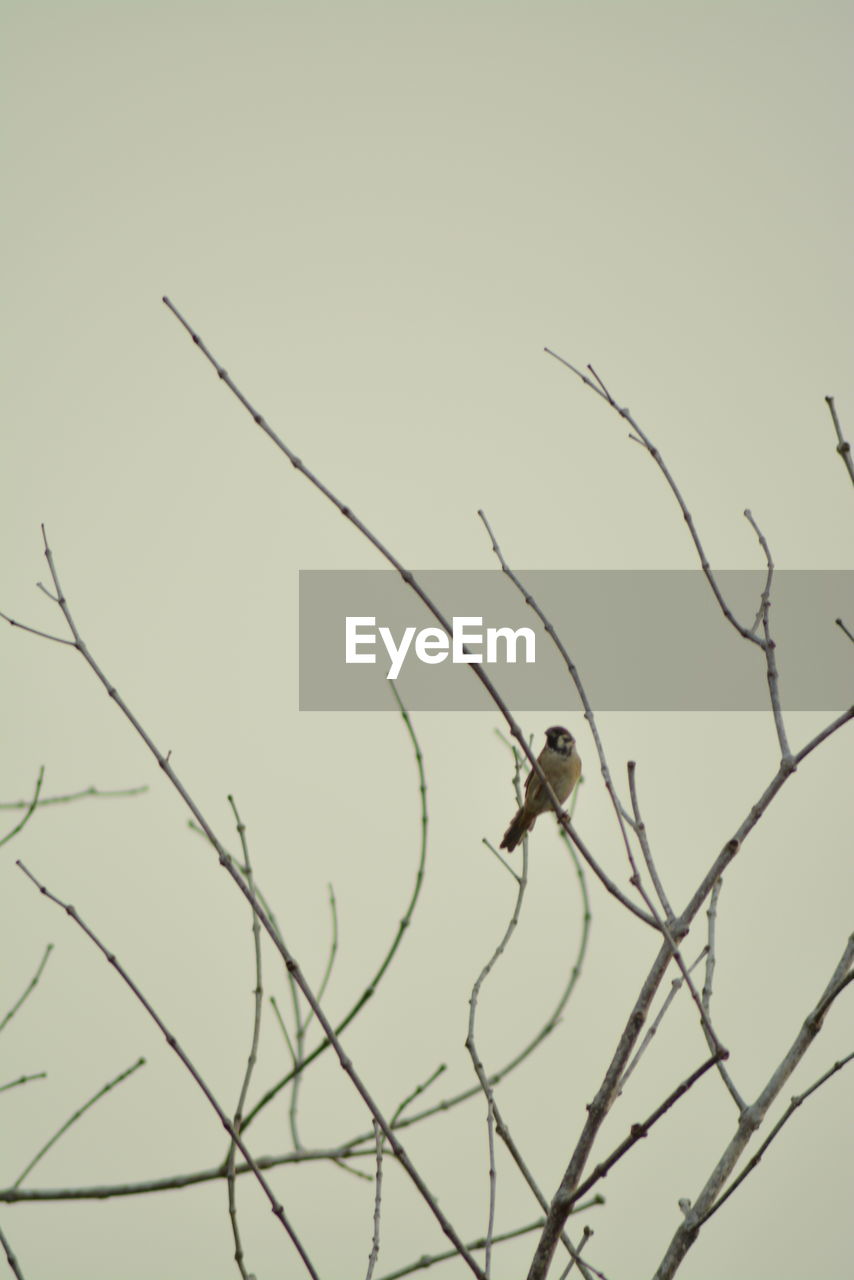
[825,396,854,486]
[563,1053,720,1213]
[0,610,74,648]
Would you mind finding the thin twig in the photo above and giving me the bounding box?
[0,1143,387,1202]
[700,1049,854,1224]
[564,1053,721,1214]
[225,796,263,1280]
[618,948,708,1092]
[836,617,854,645]
[0,610,74,647]
[545,352,764,647]
[13,1058,146,1189]
[825,396,854,486]
[365,1121,384,1280]
[374,1217,582,1280]
[701,881,722,1014]
[743,508,791,761]
[557,1225,593,1279]
[0,1221,26,1280]
[0,770,45,850]
[0,944,54,1035]
[626,761,674,922]
[0,784,148,811]
[465,838,531,1279]
[0,1074,47,1095]
[391,1064,447,1126]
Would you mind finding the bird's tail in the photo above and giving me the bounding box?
[500,810,535,852]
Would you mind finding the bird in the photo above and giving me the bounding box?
[500,726,581,852]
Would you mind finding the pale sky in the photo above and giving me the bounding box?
[2,4,852,1279]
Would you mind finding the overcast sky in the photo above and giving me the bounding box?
[2,4,852,1279]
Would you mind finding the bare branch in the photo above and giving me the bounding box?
[0,609,74,648]
[21,528,485,1277]
[825,396,854,486]
[626,761,674,922]
[365,1122,384,1280]
[391,1064,447,1126]
[836,617,854,645]
[0,1221,26,1280]
[619,948,708,1092]
[224,796,263,1280]
[0,784,148,811]
[0,1074,47,1096]
[701,880,722,1015]
[700,1049,854,1224]
[0,770,45,851]
[544,352,764,647]
[563,1052,720,1213]
[652,934,854,1280]
[374,1217,588,1280]
[16,861,321,1280]
[742,508,791,761]
[465,838,530,1278]
[0,944,54,1034]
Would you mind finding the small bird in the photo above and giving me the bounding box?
[500,726,581,852]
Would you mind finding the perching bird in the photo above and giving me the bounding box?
[500,726,581,852]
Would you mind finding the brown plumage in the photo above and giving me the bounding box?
[500,726,581,852]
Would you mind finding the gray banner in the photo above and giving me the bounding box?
[298,570,853,711]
